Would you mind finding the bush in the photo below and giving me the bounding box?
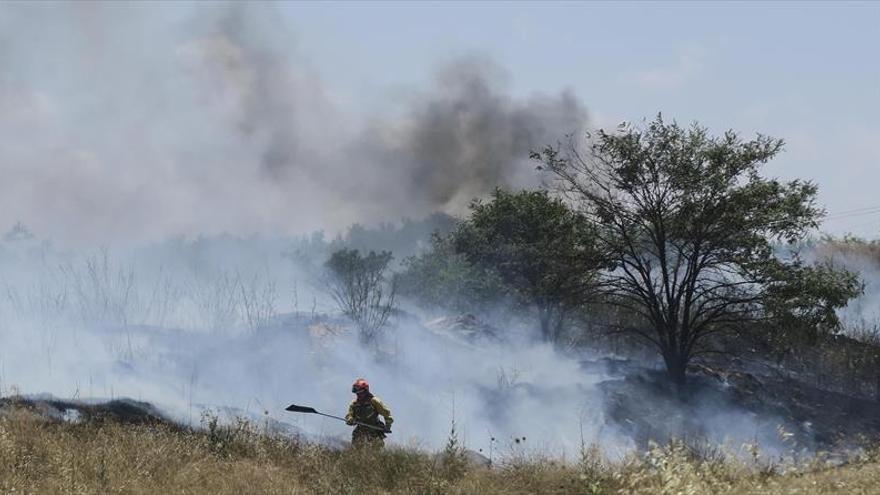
[324,249,398,344]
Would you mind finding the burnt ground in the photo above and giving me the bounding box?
[2,313,877,459]
[599,360,880,455]
[0,396,172,427]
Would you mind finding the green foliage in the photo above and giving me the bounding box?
[451,189,604,342]
[283,215,456,280]
[340,213,457,260]
[440,420,469,481]
[400,189,604,341]
[763,258,863,330]
[533,115,863,383]
[399,233,507,316]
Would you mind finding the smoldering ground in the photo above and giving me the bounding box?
[0,236,626,456]
[0,2,586,244]
[0,236,812,460]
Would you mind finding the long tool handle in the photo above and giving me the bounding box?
[285,404,387,432]
[316,412,387,432]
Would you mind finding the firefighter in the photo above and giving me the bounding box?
[345,378,393,447]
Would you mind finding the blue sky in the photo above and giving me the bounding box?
[281,1,880,235]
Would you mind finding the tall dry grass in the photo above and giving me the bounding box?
[1,405,879,494]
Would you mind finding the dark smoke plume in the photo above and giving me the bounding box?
[0,3,587,244]
[361,57,587,214]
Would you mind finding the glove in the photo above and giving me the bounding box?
[384,427,392,434]
[346,420,354,426]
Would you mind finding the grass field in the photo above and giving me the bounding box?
[1,404,879,494]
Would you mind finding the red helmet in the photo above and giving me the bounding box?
[352,378,370,394]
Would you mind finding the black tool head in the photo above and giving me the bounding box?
[285,404,318,414]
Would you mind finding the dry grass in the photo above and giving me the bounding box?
[1,406,879,494]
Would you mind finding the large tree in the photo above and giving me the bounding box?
[450,189,604,343]
[533,116,862,383]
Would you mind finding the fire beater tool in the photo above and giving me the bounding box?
[284,403,388,432]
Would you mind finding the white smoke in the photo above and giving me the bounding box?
[0,236,804,459]
[0,237,635,458]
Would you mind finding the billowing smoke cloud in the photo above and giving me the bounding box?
[0,3,587,245]
[357,58,586,214]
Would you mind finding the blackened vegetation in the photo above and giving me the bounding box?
[602,365,880,453]
[0,396,171,426]
[584,318,880,450]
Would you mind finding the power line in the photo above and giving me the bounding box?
[825,204,880,217]
[818,203,880,222]
[824,207,880,222]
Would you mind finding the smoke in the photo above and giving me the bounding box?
[0,235,806,459]
[0,3,819,460]
[0,237,633,458]
[806,241,880,334]
[0,3,586,245]
[356,58,586,215]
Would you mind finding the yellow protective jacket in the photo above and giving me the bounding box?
[346,395,393,430]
